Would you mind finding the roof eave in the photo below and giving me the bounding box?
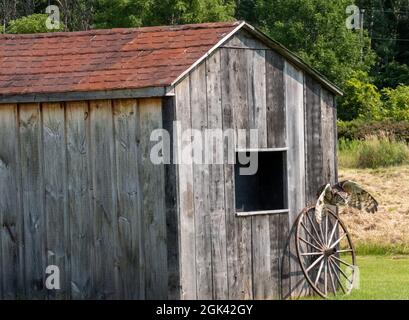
[0,86,174,104]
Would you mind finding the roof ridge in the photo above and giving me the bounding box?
[0,21,242,40]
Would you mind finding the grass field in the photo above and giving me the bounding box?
[332,255,409,300]
[339,166,409,254]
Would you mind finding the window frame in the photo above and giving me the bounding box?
[234,147,289,217]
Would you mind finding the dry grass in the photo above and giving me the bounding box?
[339,165,409,253]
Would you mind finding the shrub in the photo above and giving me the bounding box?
[338,71,383,121]
[7,14,64,34]
[381,85,409,121]
[338,135,409,168]
[338,119,409,143]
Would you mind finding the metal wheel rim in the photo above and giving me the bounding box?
[295,206,357,299]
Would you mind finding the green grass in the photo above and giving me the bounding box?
[302,255,409,300]
[355,243,409,256]
[335,255,409,300]
[338,136,409,168]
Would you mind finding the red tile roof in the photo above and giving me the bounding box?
[0,21,241,97]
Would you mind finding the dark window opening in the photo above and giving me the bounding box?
[234,151,287,213]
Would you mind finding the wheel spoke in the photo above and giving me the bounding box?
[330,257,353,285]
[314,259,325,286]
[299,237,323,252]
[330,232,347,249]
[328,259,346,294]
[324,261,328,296]
[306,255,325,273]
[300,252,323,256]
[319,222,326,247]
[325,212,329,246]
[331,255,355,268]
[337,249,353,253]
[300,222,324,249]
[327,220,339,246]
[306,212,325,245]
[327,260,337,295]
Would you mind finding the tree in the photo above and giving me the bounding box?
[7,13,64,34]
[93,0,235,29]
[236,0,376,88]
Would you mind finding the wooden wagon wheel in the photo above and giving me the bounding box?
[295,206,357,299]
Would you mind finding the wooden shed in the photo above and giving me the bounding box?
[0,21,342,300]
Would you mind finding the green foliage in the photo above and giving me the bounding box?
[93,0,147,28]
[338,72,383,121]
[338,119,409,143]
[376,61,409,89]
[93,0,235,28]
[7,14,64,34]
[237,0,376,87]
[381,85,409,121]
[338,136,409,169]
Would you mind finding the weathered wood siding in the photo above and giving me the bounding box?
[174,30,337,300]
[0,98,168,299]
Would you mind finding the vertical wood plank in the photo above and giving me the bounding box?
[221,48,253,300]
[247,49,278,300]
[19,103,47,299]
[206,51,228,300]
[42,103,69,299]
[89,100,118,299]
[266,50,286,148]
[190,63,213,299]
[113,99,144,299]
[162,97,181,300]
[305,76,324,203]
[0,104,24,299]
[175,77,197,299]
[139,98,167,299]
[284,62,307,298]
[278,211,291,299]
[321,89,337,185]
[66,101,93,299]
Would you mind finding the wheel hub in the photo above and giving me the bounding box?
[324,247,337,257]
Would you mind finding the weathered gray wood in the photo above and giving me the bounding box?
[190,63,213,299]
[66,101,93,299]
[206,51,228,300]
[222,30,270,50]
[221,48,253,299]
[246,48,278,300]
[162,97,181,300]
[305,76,323,203]
[89,100,119,299]
[113,99,144,299]
[266,50,286,148]
[174,77,197,299]
[0,104,23,299]
[279,212,291,299]
[138,98,168,299]
[321,89,337,185]
[19,103,47,299]
[42,103,69,299]
[284,62,307,298]
[0,86,172,104]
